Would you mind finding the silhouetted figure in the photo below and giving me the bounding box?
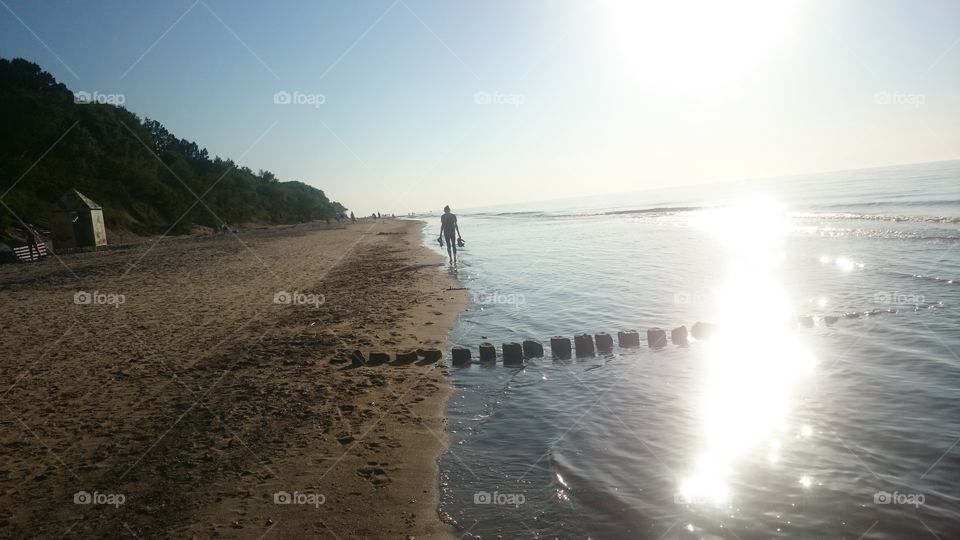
[26,223,41,259]
[350,211,356,224]
[439,205,462,264]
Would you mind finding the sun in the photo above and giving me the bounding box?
[602,0,800,92]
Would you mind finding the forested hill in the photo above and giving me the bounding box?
[0,58,346,235]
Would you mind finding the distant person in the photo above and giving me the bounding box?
[350,211,356,224]
[26,223,41,259]
[439,205,462,264]
[377,212,381,219]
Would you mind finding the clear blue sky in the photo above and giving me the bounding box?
[2,0,958,215]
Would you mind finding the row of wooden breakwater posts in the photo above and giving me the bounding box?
[351,306,943,367]
[351,323,717,368]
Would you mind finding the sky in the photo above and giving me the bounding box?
[1,0,958,215]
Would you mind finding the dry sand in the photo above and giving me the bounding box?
[0,219,467,538]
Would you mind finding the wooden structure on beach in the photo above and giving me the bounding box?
[12,242,48,262]
[49,189,107,249]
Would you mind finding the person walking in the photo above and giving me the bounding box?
[439,205,462,264]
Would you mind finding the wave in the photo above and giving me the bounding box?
[469,205,704,219]
[793,212,960,224]
[488,210,547,217]
[600,206,703,216]
[821,199,960,209]
[465,208,960,229]
[795,226,960,241]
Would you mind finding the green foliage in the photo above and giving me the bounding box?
[0,58,346,235]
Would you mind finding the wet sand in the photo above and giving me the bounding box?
[0,219,466,538]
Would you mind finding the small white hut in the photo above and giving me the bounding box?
[49,189,107,249]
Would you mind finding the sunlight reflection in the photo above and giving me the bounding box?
[820,254,864,272]
[682,195,816,505]
[835,256,855,272]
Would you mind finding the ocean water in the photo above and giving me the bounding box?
[425,160,960,539]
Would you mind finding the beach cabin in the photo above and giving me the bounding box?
[49,189,107,249]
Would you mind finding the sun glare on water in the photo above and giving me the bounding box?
[602,0,799,91]
[680,195,816,506]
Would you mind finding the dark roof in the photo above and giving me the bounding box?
[52,189,101,211]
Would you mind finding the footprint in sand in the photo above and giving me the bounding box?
[357,466,391,486]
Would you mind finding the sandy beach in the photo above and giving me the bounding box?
[0,219,466,538]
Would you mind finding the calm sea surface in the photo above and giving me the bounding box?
[423,160,960,539]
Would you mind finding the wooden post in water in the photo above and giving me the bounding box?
[647,328,667,349]
[594,332,614,352]
[451,346,472,365]
[691,321,717,340]
[503,342,523,366]
[550,336,572,359]
[478,342,497,362]
[617,330,640,347]
[574,333,595,357]
[522,339,544,358]
[671,326,688,346]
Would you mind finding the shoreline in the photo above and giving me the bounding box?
[0,218,467,538]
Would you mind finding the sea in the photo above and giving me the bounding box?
[421,160,960,539]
